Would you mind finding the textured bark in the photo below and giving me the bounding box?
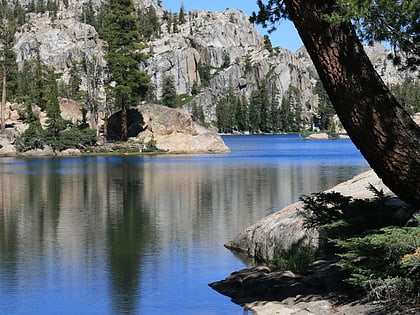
[284,0,420,208]
[1,65,6,133]
[121,104,128,141]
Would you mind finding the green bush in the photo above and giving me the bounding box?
[271,246,318,274]
[298,187,402,249]
[15,126,48,152]
[16,125,97,153]
[57,127,97,151]
[299,188,419,303]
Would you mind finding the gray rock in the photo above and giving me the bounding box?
[57,148,81,156]
[225,170,407,262]
[209,259,352,304]
[21,145,55,157]
[136,104,230,154]
[0,144,17,156]
[245,299,383,315]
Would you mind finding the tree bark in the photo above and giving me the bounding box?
[121,104,128,141]
[284,0,420,208]
[1,64,6,134]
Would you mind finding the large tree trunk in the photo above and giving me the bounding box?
[1,64,6,134]
[284,0,420,208]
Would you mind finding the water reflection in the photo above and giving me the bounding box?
[0,136,369,314]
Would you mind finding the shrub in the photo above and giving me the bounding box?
[299,188,419,304]
[16,125,97,153]
[271,246,318,274]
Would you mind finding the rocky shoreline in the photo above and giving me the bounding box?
[209,170,418,315]
[0,102,230,157]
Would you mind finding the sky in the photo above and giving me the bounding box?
[161,0,303,52]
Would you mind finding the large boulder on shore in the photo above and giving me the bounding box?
[136,104,230,154]
[225,170,409,262]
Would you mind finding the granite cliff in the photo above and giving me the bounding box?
[7,0,416,128]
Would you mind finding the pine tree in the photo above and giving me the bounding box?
[0,12,18,133]
[44,68,64,138]
[269,85,281,132]
[235,96,248,132]
[179,4,186,24]
[138,6,160,39]
[102,0,150,141]
[279,91,293,132]
[258,80,270,133]
[249,89,261,133]
[314,80,335,131]
[161,74,177,108]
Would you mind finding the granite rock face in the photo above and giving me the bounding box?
[10,1,417,126]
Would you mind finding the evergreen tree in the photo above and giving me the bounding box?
[197,61,211,87]
[216,98,231,133]
[27,0,35,13]
[390,79,420,115]
[279,90,294,132]
[35,0,46,14]
[83,55,104,130]
[249,89,261,133]
[263,35,273,53]
[191,103,205,124]
[161,74,177,108]
[33,46,47,109]
[166,12,172,33]
[102,0,150,141]
[179,4,186,24]
[235,96,249,132]
[44,68,65,138]
[289,87,303,132]
[0,12,18,133]
[138,6,160,39]
[215,87,236,133]
[68,62,82,101]
[269,85,281,132]
[258,80,270,133]
[81,0,98,28]
[172,14,179,33]
[15,102,46,152]
[314,80,335,131]
[46,0,58,18]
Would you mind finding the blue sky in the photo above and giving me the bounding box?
[161,0,303,52]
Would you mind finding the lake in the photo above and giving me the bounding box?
[0,135,369,314]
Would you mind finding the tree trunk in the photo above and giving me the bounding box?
[1,64,6,134]
[284,0,420,208]
[121,104,128,141]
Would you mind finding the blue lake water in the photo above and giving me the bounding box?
[0,135,369,314]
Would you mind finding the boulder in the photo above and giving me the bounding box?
[21,146,55,157]
[306,133,329,140]
[136,104,230,154]
[59,98,84,124]
[245,299,382,315]
[57,148,81,156]
[0,144,17,156]
[225,170,407,262]
[209,259,357,305]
